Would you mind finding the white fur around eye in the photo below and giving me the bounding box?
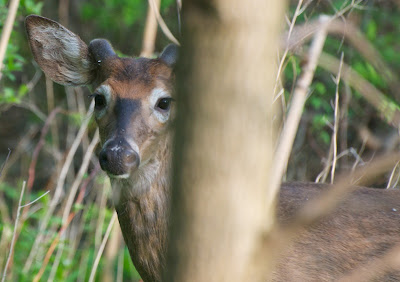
[94,84,112,119]
[149,88,171,123]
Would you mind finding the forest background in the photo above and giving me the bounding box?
[1,0,400,281]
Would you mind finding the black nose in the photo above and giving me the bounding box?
[99,139,140,177]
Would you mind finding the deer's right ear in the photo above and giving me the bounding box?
[25,15,95,86]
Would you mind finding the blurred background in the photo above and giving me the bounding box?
[1,0,400,281]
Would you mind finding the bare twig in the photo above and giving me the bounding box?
[261,152,400,276]
[315,52,400,126]
[176,0,182,35]
[64,164,101,278]
[20,191,50,208]
[32,164,99,282]
[271,15,330,196]
[88,211,118,282]
[58,0,70,26]
[273,0,304,100]
[74,88,91,152]
[46,77,60,155]
[339,242,400,281]
[48,130,99,279]
[0,148,12,179]
[290,153,400,233]
[387,161,400,189]
[2,181,25,282]
[330,53,343,183]
[339,84,351,170]
[0,126,39,186]
[13,102,47,122]
[116,249,124,282]
[282,15,399,97]
[141,0,161,57]
[317,53,343,184]
[62,129,99,225]
[26,108,61,196]
[95,180,108,250]
[23,101,94,273]
[0,0,20,81]
[147,0,180,45]
[26,68,43,93]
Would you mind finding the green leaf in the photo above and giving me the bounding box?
[366,20,377,41]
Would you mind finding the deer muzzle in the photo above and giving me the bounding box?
[99,138,140,178]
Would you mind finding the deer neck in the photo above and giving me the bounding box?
[111,137,171,282]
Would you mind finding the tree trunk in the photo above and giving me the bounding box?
[166,1,287,281]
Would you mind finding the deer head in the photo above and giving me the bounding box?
[26,15,178,199]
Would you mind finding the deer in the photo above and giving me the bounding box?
[26,15,400,282]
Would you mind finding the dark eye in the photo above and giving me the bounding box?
[156,98,173,111]
[94,94,107,111]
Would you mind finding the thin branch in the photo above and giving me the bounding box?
[25,67,43,93]
[46,77,60,154]
[270,15,330,199]
[148,0,180,45]
[141,0,161,57]
[0,148,12,178]
[13,102,47,122]
[0,0,21,81]
[20,191,50,208]
[23,101,94,273]
[32,164,100,282]
[26,108,61,196]
[88,212,118,282]
[48,130,99,277]
[315,51,400,126]
[261,152,400,276]
[282,15,398,95]
[273,0,304,99]
[386,161,400,189]
[62,129,99,225]
[338,241,400,281]
[315,52,344,184]
[330,53,343,183]
[288,152,400,233]
[1,181,25,282]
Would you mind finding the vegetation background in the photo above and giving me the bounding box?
[1,0,400,281]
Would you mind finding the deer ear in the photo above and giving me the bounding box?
[25,15,95,86]
[159,44,178,67]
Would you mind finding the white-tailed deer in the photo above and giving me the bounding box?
[26,15,400,281]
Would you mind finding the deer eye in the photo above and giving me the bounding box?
[94,94,107,111]
[156,98,173,111]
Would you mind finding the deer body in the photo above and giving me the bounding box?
[26,15,400,282]
[275,182,400,281]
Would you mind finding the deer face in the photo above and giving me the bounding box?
[25,15,177,180]
[93,57,175,178]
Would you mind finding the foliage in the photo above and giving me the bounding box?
[2,0,400,281]
[283,2,400,183]
[0,0,43,76]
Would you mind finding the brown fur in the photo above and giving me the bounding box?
[275,183,400,281]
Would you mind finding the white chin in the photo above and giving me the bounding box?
[108,173,130,179]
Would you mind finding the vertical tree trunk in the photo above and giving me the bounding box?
[166,1,286,281]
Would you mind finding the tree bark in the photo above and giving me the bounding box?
[166,1,286,281]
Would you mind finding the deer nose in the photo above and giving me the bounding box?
[99,139,140,177]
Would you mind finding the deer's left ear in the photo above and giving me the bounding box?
[25,15,95,86]
[159,44,178,68]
